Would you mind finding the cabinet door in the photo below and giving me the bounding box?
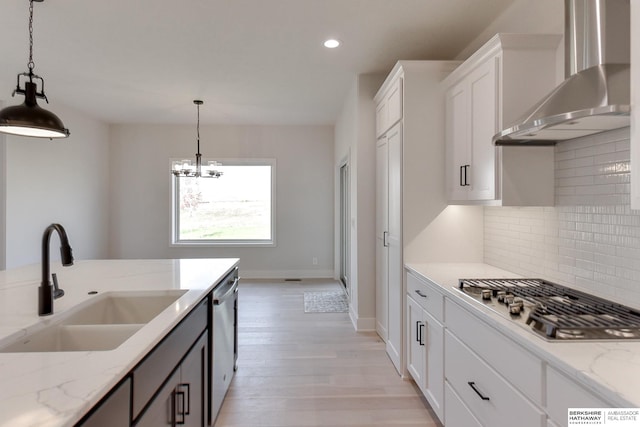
[406,296,425,387]
[467,57,498,201]
[136,333,208,427]
[135,369,181,427]
[386,123,403,374]
[375,101,388,138]
[386,78,403,129]
[180,332,208,427]
[375,137,389,341]
[445,82,470,201]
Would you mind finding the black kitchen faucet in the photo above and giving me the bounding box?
[39,223,74,316]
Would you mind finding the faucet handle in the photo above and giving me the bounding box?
[52,273,65,299]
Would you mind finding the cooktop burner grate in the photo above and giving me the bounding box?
[458,278,640,340]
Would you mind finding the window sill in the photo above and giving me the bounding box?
[171,240,276,248]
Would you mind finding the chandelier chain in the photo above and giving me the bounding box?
[28,0,35,71]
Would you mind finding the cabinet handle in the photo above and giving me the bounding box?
[179,383,191,415]
[383,231,389,247]
[459,165,464,187]
[170,388,179,426]
[468,381,490,401]
[414,289,427,298]
[464,165,470,186]
[416,320,422,344]
[175,388,186,425]
[418,322,425,346]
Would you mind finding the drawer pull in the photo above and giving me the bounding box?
[468,381,490,401]
[415,290,427,298]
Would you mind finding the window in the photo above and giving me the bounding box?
[172,159,275,246]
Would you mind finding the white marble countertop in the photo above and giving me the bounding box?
[0,258,239,427]
[406,262,640,408]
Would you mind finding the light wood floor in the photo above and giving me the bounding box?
[214,279,442,427]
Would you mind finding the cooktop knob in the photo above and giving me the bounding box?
[504,294,515,305]
[509,303,523,315]
[496,291,506,302]
[481,289,492,300]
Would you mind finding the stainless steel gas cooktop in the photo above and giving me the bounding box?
[455,278,640,341]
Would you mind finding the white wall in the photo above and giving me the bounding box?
[334,73,384,330]
[485,128,640,308]
[456,0,564,60]
[108,124,334,279]
[4,102,110,268]
[334,76,357,301]
[401,62,484,264]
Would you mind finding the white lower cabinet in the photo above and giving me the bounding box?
[445,330,545,427]
[405,271,444,422]
[407,268,621,427]
[546,366,612,427]
[445,381,482,427]
[443,297,545,427]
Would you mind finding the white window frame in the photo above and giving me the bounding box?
[171,158,276,247]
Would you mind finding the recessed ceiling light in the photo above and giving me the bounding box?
[323,39,340,49]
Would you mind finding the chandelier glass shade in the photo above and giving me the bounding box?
[0,0,70,139]
[171,100,222,178]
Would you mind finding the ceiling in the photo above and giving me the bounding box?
[0,0,515,126]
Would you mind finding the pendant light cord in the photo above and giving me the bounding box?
[197,102,201,155]
[28,0,35,73]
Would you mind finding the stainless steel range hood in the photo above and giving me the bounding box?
[493,0,630,146]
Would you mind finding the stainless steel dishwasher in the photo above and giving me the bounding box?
[210,267,238,425]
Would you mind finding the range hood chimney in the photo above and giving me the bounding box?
[493,0,630,146]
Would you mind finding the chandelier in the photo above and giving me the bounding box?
[172,100,222,178]
[0,0,70,139]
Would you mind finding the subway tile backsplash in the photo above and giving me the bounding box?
[484,127,640,308]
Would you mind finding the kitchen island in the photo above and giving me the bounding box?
[0,258,239,427]
[406,263,640,427]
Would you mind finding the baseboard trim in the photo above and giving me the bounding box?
[348,307,376,332]
[240,269,334,280]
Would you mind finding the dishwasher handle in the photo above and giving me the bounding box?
[213,277,239,305]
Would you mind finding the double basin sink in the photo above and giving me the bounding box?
[0,290,187,353]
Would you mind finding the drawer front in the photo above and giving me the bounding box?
[445,330,545,427]
[445,381,483,427]
[546,366,612,427]
[407,270,443,322]
[132,299,208,419]
[445,298,542,404]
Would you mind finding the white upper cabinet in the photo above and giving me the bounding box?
[443,34,561,206]
[376,77,403,138]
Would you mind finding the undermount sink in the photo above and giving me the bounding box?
[0,324,143,352]
[64,290,188,325]
[0,290,188,353]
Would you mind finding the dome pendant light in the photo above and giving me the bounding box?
[171,100,222,178]
[0,0,70,139]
